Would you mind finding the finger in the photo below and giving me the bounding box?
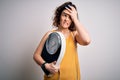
[48,67,55,73]
[68,5,75,10]
[52,61,56,64]
[49,69,54,74]
[65,6,72,13]
[54,69,58,73]
[50,68,57,74]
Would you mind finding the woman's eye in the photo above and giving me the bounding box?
[63,14,66,17]
[64,14,68,17]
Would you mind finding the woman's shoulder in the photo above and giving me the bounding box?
[44,30,53,37]
[41,30,52,40]
[71,30,77,38]
[43,28,57,37]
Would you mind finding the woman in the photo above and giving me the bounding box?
[33,1,91,80]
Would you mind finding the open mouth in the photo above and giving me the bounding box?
[63,21,69,26]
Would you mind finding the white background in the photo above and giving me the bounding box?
[0,0,120,80]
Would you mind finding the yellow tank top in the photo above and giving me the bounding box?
[44,32,80,80]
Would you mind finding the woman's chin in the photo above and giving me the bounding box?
[62,25,70,29]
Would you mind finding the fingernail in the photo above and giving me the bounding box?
[68,5,71,7]
[65,6,68,9]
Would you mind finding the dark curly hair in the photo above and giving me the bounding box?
[53,1,78,31]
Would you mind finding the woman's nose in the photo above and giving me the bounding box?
[65,16,70,21]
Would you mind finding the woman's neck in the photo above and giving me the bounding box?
[57,27,70,33]
[57,28,71,38]
[57,25,69,32]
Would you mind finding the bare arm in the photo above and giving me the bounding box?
[73,19,91,45]
[66,6,91,45]
[33,31,59,74]
[33,31,51,66]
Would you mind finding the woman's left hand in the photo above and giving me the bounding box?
[65,5,78,22]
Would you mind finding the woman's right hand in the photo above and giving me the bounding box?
[45,61,59,74]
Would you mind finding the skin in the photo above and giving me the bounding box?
[33,5,91,74]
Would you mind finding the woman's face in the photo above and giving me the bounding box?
[59,9,72,29]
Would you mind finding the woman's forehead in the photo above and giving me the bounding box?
[62,9,70,15]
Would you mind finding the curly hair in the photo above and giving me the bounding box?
[53,1,78,31]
